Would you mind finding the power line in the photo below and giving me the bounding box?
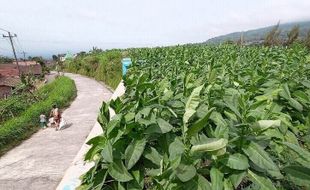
[12,38,22,54]
[0,27,9,33]
[14,36,24,52]
[21,51,27,60]
[0,46,11,51]
[1,26,27,62]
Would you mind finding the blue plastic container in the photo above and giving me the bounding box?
[122,58,132,76]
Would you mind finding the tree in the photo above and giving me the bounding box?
[0,56,13,64]
[305,30,310,49]
[286,25,299,46]
[264,22,281,46]
[236,33,245,46]
[52,55,58,61]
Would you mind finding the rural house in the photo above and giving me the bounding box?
[0,75,21,99]
[0,63,42,99]
[12,61,38,66]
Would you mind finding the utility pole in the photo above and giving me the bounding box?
[21,51,27,61]
[3,32,20,76]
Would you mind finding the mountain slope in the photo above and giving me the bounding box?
[206,21,310,44]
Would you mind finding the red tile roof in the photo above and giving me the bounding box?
[0,64,19,76]
[0,76,21,87]
[20,64,42,75]
[0,64,42,76]
[12,61,38,66]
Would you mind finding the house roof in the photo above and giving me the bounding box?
[0,64,42,76]
[12,61,38,66]
[19,64,42,75]
[0,76,21,87]
[0,64,19,76]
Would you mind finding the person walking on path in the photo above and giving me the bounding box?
[50,104,61,131]
[39,113,47,129]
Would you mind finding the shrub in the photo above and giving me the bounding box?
[264,22,281,46]
[63,50,122,89]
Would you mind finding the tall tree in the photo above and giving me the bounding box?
[236,33,245,46]
[286,25,299,46]
[264,22,281,46]
[305,30,310,49]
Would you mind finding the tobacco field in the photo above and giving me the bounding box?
[81,44,310,189]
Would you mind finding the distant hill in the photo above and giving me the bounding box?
[205,21,310,44]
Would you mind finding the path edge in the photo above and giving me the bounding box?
[56,81,125,190]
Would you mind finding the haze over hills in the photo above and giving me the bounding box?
[205,21,310,44]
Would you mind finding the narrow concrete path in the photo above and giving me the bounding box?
[0,73,113,190]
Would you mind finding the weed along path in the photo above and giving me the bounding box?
[0,73,113,190]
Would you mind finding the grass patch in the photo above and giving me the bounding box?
[63,50,122,89]
[0,76,77,156]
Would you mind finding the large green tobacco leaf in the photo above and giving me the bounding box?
[279,84,303,111]
[283,165,310,187]
[127,170,144,190]
[101,140,113,163]
[108,160,133,182]
[145,118,173,134]
[92,169,108,189]
[187,107,215,137]
[85,136,106,161]
[282,142,310,165]
[97,102,110,129]
[125,138,147,170]
[176,163,197,182]
[223,178,234,190]
[184,175,212,190]
[288,98,303,112]
[229,171,247,189]
[183,85,204,133]
[248,170,277,190]
[191,138,228,152]
[242,142,282,178]
[143,146,162,166]
[254,120,281,131]
[169,136,185,161]
[210,167,224,190]
[220,153,249,170]
[156,118,173,133]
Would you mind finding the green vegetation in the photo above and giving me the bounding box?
[0,56,12,64]
[206,21,310,44]
[0,76,76,155]
[264,22,281,46]
[63,50,122,89]
[0,75,58,125]
[81,44,310,189]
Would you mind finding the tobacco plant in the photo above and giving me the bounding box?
[81,44,310,189]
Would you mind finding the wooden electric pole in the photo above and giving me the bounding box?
[3,32,20,75]
[21,51,27,61]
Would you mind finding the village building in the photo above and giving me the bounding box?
[12,60,38,66]
[0,75,21,99]
[0,62,43,99]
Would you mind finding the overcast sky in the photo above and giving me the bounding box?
[0,0,310,58]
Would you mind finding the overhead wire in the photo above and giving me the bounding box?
[0,27,9,32]
[0,27,26,59]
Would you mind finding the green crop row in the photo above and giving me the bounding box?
[81,44,310,189]
[63,50,122,89]
[0,76,76,155]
